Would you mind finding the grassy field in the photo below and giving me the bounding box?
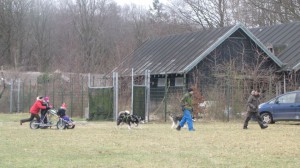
[0,113,300,168]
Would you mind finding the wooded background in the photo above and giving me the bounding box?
[0,0,299,74]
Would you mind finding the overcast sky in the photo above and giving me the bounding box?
[115,0,168,7]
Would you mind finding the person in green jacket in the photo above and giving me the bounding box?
[176,88,195,131]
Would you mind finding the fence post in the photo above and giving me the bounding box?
[81,76,84,118]
[22,80,24,112]
[71,76,73,117]
[17,79,20,113]
[36,82,38,98]
[10,79,13,112]
[29,80,31,112]
[225,79,231,122]
[225,67,232,122]
[145,70,150,122]
[61,77,64,103]
[269,75,272,96]
[44,78,47,96]
[113,72,118,121]
[131,68,134,114]
[164,73,168,122]
[183,73,187,92]
[52,78,55,109]
[284,73,286,93]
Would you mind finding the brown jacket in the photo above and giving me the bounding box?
[247,94,260,112]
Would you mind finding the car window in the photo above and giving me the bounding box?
[269,98,276,104]
[277,93,296,103]
[296,93,300,103]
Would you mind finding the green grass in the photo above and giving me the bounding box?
[0,113,300,168]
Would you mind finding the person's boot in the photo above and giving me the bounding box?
[176,125,181,131]
[243,126,247,129]
[261,125,268,129]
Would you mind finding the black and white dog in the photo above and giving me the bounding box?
[169,112,195,129]
[169,113,183,129]
[117,110,145,129]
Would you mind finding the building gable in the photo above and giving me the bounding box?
[183,24,283,73]
[114,24,284,76]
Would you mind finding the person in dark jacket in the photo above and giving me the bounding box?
[40,96,51,123]
[243,90,268,129]
[57,103,71,122]
[20,96,47,125]
[176,88,195,131]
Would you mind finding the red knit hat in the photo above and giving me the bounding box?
[61,103,67,109]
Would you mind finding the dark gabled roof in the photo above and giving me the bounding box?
[114,24,283,76]
[250,22,300,71]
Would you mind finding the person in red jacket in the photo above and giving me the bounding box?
[20,96,48,125]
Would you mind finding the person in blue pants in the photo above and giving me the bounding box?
[176,88,195,131]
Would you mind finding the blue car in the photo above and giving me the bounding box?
[258,91,300,124]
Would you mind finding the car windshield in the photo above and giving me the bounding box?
[277,93,296,103]
[268,98,276,104]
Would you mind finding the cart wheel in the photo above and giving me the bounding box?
[30,120,39,129]
[67,125,75,129]
[67,119,75,129]
[57,120,66,130]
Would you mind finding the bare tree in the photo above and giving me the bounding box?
[147,0,192,36]
[28,0,57,71]
[125,5,149,45]
[0,0,31,70]
[230,0,300,27]
[167,0,231,29]
[66,0,115,73]
[250,0,299,26]
[1,0,298,75]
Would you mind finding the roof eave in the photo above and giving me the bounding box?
[293,62,300,72]
[239,24,284,68]
[182,25,241,73]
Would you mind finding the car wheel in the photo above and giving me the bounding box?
[261,113,273,124]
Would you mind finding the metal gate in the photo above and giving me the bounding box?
[88,73,118,120]
[131,70,150,122]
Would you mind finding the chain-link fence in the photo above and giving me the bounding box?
[1,70,299,122]
[144,71,300,122]
[0,73,89,118]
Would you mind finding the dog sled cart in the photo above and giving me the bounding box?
[30,109,75,130]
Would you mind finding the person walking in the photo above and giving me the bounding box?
[243,90,268,129]
[20,96,48,125]
[176,88,195,131]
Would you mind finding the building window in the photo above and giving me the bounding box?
[157,78,166,87]
[175,77,184,86]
